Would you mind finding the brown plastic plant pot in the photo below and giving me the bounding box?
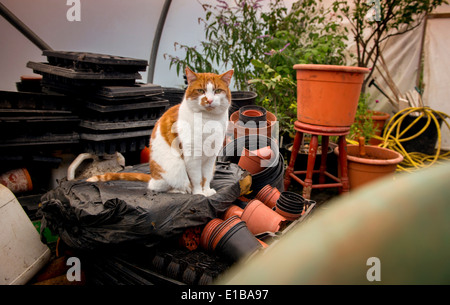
[294,64,369,127]
[240,199,287,235]
[256,184,281,209]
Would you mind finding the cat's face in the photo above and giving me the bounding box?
[184,67,233,115]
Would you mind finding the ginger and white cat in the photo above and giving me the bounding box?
[87,67,234,197]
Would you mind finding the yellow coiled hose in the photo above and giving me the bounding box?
[348,107,450,172]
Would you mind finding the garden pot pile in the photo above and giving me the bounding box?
[219,135,284,197]
[200,216,262,262]
[275,191,307,221]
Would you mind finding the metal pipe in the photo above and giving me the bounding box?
[0,2,52,51]
[147,0,172,84]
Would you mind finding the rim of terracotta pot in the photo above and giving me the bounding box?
[200,218,224,250]
[210,216,243,251]
[230,110,277,129]
[223,205,244,220]
[293,64,370,74]
[368,110,390,121]
[334,145,404,165]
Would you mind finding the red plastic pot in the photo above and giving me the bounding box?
[241,199,287,235]
[256,184,281,209]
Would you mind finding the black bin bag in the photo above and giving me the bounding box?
[39,162,248,251]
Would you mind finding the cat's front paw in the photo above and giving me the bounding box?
[203,187,217,197]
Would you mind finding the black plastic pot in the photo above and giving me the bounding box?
[276,191,305,214]
[215,220,262,262]
[238,105,267,125]
[219,135,284,197]
[229,91,257,117]
[398,114,443,155]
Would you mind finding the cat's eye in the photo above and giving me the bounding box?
[197,89,205,94]
[214,89,223,94]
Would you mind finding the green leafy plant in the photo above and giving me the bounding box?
[249,0,351,137]
[349,93,378,144]
[164,0,288,90]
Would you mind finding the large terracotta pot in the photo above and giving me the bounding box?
[294,64,369,127]
[334,145,403,190]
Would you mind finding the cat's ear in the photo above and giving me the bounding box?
[185,67,198,85]
[219,69,234,86]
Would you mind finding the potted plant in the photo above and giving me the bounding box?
[350,93,390,145]
[334,137,404,190]
[249,0,352,138]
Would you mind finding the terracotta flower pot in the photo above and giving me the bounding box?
[334,145,404,190]
[222,205,244,220]
[238,146,274,175]
[294,64,369,127]
[239,105,267,125]
[256,184,281,209]
[241,199,287,235]
[229,109,277,139]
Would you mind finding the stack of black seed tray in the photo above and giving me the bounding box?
[27,50,169,155]
[0,90,80,152]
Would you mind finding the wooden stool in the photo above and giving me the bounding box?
[284,121,350,199]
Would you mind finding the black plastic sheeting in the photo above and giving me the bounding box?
[38,161,247,251]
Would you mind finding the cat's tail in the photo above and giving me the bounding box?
[86,172,151,183]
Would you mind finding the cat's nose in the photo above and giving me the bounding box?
[206,98,213,104]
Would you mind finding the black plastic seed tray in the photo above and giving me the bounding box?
[81,98,168,122]
[0,90,76,112]
[0,132,80,150]
[41,75,136,96]
[42,50,148,73]
[27,61,142,80]
[93,83,163,100]
[79,129,151,155]
[79,120,157,131]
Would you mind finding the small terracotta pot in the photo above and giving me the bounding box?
[294,64,369,127]
[239,105,267,125]
[223,205,244,220]
[0,168,33,193]
[256,185,281,209]
[241,199,287,235]
[238,146,274,175]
